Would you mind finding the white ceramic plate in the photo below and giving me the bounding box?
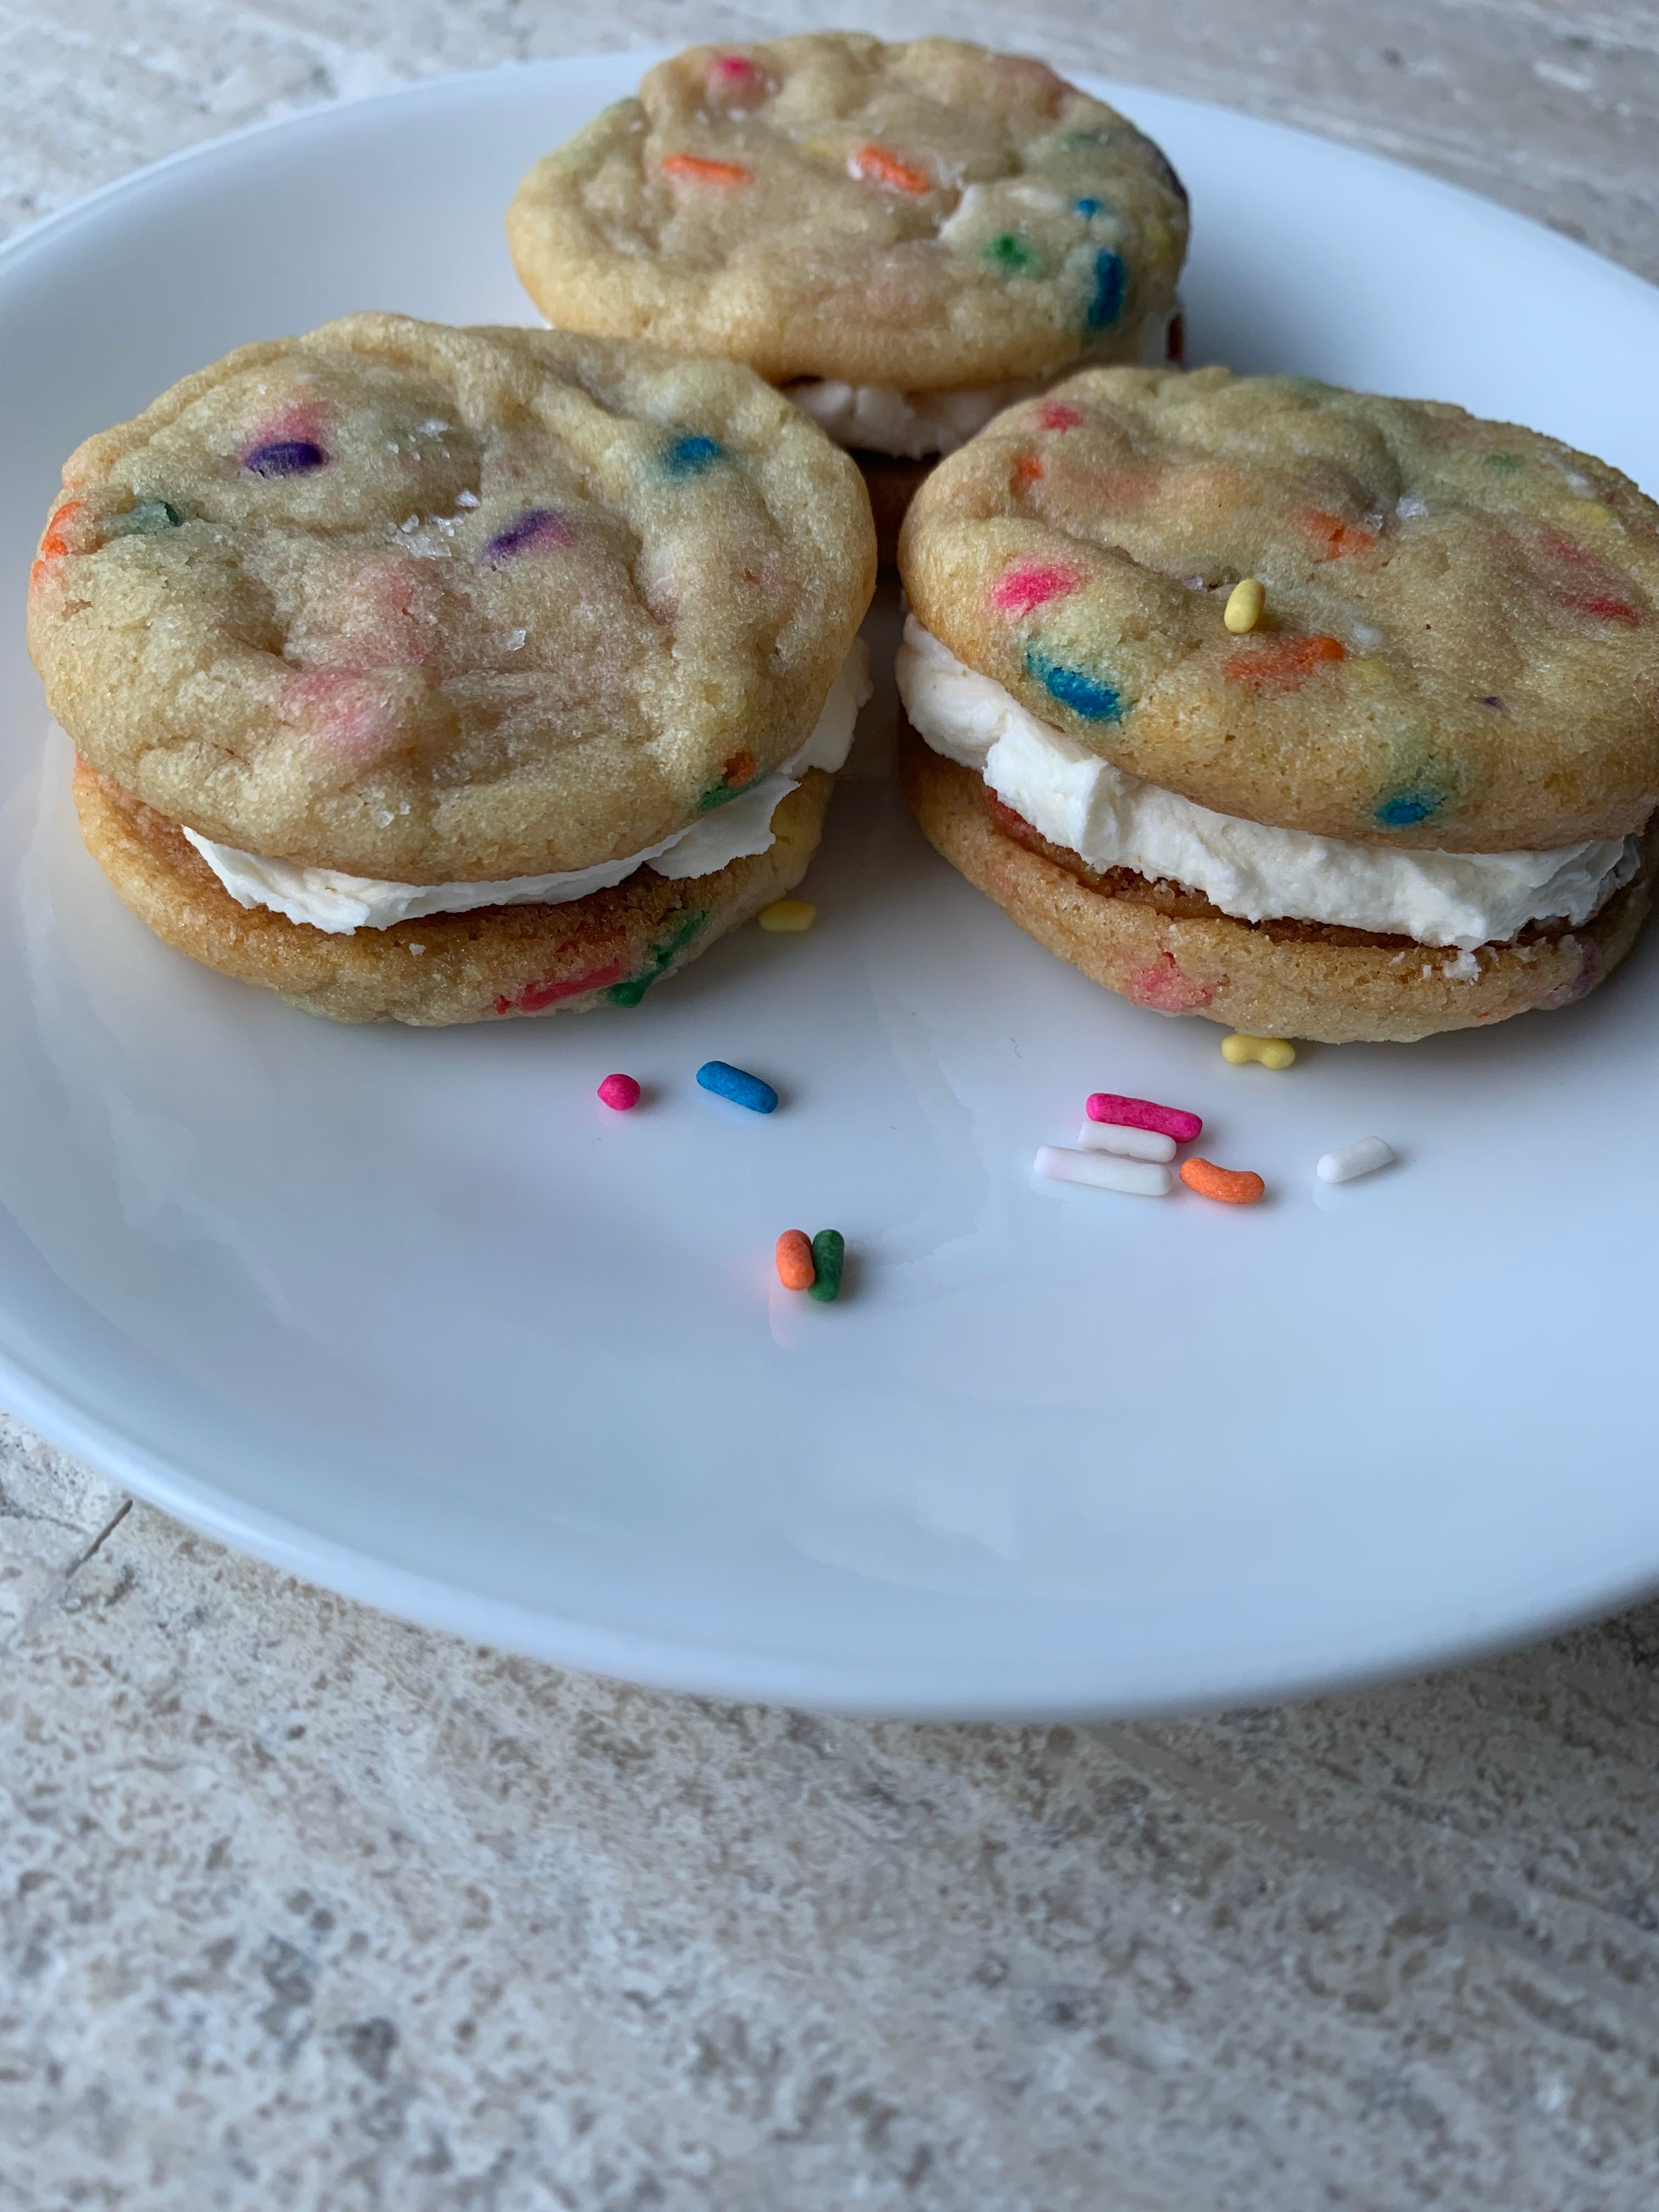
[5,57,1659,1719]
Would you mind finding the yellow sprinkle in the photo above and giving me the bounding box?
[1223,577,1266,634]
[1221,1032,1296,1070]
[758,899,816,934]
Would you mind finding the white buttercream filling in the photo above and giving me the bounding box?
[786,313,1177,459]
[896,619,1639,951]
[786,377,1049,461]
[185,642,871,935]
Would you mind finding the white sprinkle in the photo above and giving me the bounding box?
[505,627,527,652]
[1443,948,1481,982]
[1074,1119,1176,1163]
[1035,1144,1172,1198]
[1349,620,1385,651]
[418,417,451,435]
[373,809,394,828]
[1316,1137,1396,1186]
[456,489,480,509]
[398,513,420,533]
[1396,494,1429,520]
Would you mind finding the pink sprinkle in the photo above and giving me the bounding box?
[1086,1092,1203,1144]
[711,54,759,80]
[1039,402,1084,431]
[1128,953,1215,1014]
[990,559,1081,617]
[598,1073,641,1111]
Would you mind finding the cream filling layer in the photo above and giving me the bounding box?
[186,643,871,936]
[785,312,1176,460]
[896,619,1639,951]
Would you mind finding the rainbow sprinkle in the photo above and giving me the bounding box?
[114,499,184,534]
[991,560,1080,617]
[244,439,326,477]
[482,508,572,565]
[1086,250,1127,329]
[664,435,723,478]
[607,909,708,1006]
[986,233,1039,274]
[1375,789,1441,828]
[1024,647,1121,721]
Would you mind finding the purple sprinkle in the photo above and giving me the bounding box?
[1477,695,1507,710]
[482,508,573,565]
[244,439,327,477]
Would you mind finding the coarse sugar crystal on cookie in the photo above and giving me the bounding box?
[506,33,1188,551]
[31,313,875,1023]
[896,364,1659,1043]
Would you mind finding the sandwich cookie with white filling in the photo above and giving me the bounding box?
[31,314,875,1024]
[896,365,1659,1044]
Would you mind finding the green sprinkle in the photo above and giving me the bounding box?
[696,768,763,812]
[114,498,185,534]
[807,1229,845,1304]
[986,232,1039,275]
[606,907,708,1006]
[1485,452,1523,472]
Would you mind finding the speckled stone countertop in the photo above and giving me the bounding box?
[5,7,1659,2207]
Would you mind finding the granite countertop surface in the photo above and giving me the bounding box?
[4,5,1659,2207]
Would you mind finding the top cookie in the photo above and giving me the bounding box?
[899,366,1659,852]
[506,35,1188,391]
[30,314,874,884]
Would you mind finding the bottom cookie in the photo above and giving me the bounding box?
[899,725,1654,1046]
[74,761,833,1026]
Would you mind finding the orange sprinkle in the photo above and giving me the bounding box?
[661,153,753,186]
[1180,1158,1266,1206]
[1302,509,1376,560]
[848,143,932,195]
[775,1229,816,1293]
[1224,633,1347,694]
[1014,454,1045,487]
[37,498,86,562]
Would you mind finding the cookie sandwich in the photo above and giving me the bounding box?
[507,33,1188,558]
[897,366,1659,1044]
[30,314,874,1025]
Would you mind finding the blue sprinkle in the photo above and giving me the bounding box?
[1376,789,1441,828]
[664,435,723,477]
[1086,249,1127,330]
[1025,647,1122,723]
[696,1060,778,1114]
[244,439,326,477]
[1074,196,1103,218]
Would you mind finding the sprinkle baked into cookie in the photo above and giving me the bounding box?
[897,365,1659,1042]
[32,314,875,1024]
[506,35,1188,410]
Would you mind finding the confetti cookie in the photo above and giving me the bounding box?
[896,365,1659,1043]
[506,35,1188,554]
[31,314,874,1023]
